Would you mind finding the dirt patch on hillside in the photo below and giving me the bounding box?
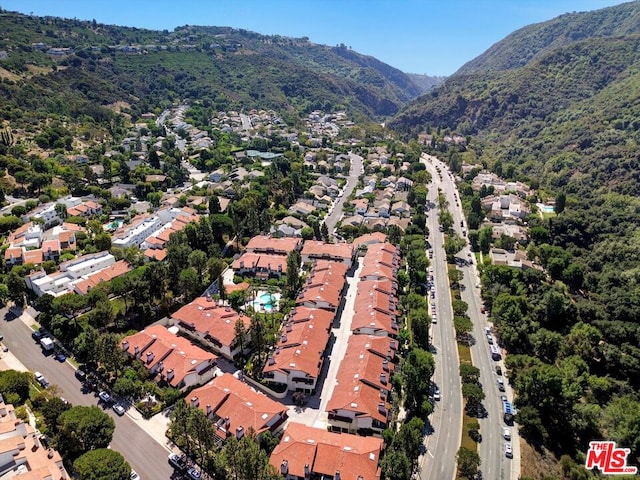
[520,438,563,479]
[0,67,19,81]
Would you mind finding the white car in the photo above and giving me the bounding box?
[433,386,441,401]
[113,404,126,416]
[130,471,141,480]
[98,391,111,403]
[505,442,513,458]
[503,428,511,441]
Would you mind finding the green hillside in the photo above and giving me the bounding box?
[0,10,423,131]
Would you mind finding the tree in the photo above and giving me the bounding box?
[286,249,301,297]
[73,448,130,480]
[188,249,208,279]
[457,447,480,478]
[462,383,485,414]
[381,449,411,480]
[555,192,566,214]
[209,195,221,214]
[409,308,430,350]
[41,397,71,434]
[479,225,493,254]
[602,395,640,461]
[223,433,281,480]
[5,271,26,306]
[0,370,32,404]
[460,364,481,384]
[234,318,248,363]
[320,222,329,241]
[444,234,466,260]
[56,406,115,459]
[403,347,435,412]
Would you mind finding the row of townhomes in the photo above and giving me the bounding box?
[0,395,69,479]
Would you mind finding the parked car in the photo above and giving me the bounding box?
[34,372,49,388]
[503,428,511,441]
[433,386,441,401]
[54,352,67,362]
[113,404,126,416]
[98,391,111,403]
[496,366,502,376]
[505,443,513,458]
[75,369,86,381]
[130,471,140,480]
[486,334,494,345]
[31,330,43,341]
[187,467,202,480]
[497,379,505,392]
[500,395,508,404]
[168,453,187,472]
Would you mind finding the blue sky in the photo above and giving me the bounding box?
[0,0,627,75]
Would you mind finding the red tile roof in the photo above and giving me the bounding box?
[231,252,288,273]
[353,232,387,249]
[296,261,347,310]
[301,241,354,262]
[144,248,168,261]
[270,422,382,480]
[121,324,217,388]
[326,335,395,426]
[263,307,333,379]
[22,249,43,265]
[4,246,23,261]
[171,299,251,349]
[189,373,288,438]
[73,260,131,294]
[245,235,300,255]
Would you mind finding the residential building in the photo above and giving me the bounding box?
[66,200,102,218]
[170,297,251,361]
[7,222,43,249]
[300,241,354,267]
[352,233,387,250]
[263,307,334,393]
[231,252,288,280]
[289,201,316,217]
[358,243,400,283]
[482,194,530,222]
[0,395,69,479]
[271,422,382,480]
[326,335,396,435]
[245,236,301,256]
[296,261,348,311]
[121,324,217,389]
[188,373,288,443]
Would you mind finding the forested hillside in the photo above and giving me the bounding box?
[390,1,640,476]
[0,9,424,131]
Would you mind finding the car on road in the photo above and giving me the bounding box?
[130,471,140,480]
[168,453,187,472]
[431,314,437,324]
[496,366,502,376]
[98,391,112,403]
[497,379,505,392]
[500,395,508,404]
[54,352,67,362]
[187,467,202,479]
[31,330,43,341]
[113,404,126,416]
[503,428,511,441]
[34,372,49,388]
[505,442,513,458]
[75,369,86,381]
[484,327,491,335]
[486,333,494,345]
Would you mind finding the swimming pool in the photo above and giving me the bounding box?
[251,292,279,312]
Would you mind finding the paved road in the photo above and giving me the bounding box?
[0,310,175,479]
[239,113,252,131]
[419,157,462,480]
[426,155,520,479]
[323,152,363,233]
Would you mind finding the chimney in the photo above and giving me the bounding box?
[268,357,275,366]
[335,471,341,480]
[304,463,310,478]
[122,340,129,351]
[206,404,212,416]
[236,426,244,439]
[390,340,396,350]
[378,402,387,415]
[380,389,386,400]
[167,369,175,381]
[157,361,164,372]
[47,449,54,459]
[225,416,230,429]
[280,460,289,475]
[382,359,389,372]
[190,396,199,407]
[281,334,288,343]
[286,323,292,333]
[380,373,387,384]
[146,351,154,363]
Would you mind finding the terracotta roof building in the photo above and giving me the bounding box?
[351,279,399,337]
[326,335,397,435]
[296,261,348,311]
[263,307,334,393]
[231,252,288,280]
[170,297,251,360]
[301,241,354,268]
[270,422,382,480]
[352,232,387,250]
[188,373,288,443]
[121,324,217,389]
[245,235,301,255]
[0,396,69,479]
